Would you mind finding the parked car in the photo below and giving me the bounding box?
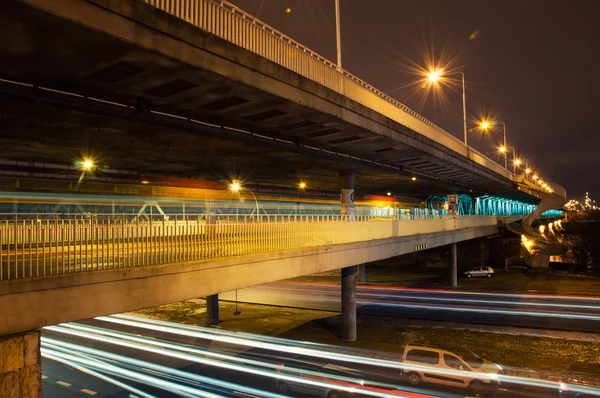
[401,342,502,390]
[559,361,600,398]
[463,266,494,278]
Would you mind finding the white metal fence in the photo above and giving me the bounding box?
[0,214,508,281]
[140,0,508,176]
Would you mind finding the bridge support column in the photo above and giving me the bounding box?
[341,265,357,342]
[338,169,356,219]
[206,294,219,324]
[358,263,366,282]
[0,329,41,398]
[529,252,550,268]
[480,238,489,266]
[450,243,458,287]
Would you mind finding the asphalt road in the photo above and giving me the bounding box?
[40,316,559,398]
[220,283,600,332]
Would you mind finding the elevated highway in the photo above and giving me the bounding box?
[0,0,552,196]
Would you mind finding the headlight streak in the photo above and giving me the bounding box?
[267,283,600,302]
[258,287,600,311]
[118,316,600,397]
[256,293,600,321]
[45,324,413,398]
[41,350,158,398]
[42,338,284,398]
[48,315,600,398]
[103,315,600,396]
[92,316,564,392]
[42,348,219,398]
[55,321,390,390]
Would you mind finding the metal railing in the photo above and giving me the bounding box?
[0,214,509,281]
[141,0,508,176]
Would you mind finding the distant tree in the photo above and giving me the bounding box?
[564,235,593,273]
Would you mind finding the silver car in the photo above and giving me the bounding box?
[464,266,494,278]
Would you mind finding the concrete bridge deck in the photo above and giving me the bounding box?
[0,214,514,336]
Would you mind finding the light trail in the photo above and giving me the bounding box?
[43,347,223,398]
[42,351,158,398]
[271,282,600,301]
[230,285,600,321]
[43,338,284,398]
[98,314,600,396]
[45,323,431,398]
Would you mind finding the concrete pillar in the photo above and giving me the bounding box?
[0,329,41,398]
[529,252,550,268]
[480,238,489,266]
[338,169,356,219]
[341,265,357,342]
[450,243,458,287]
[358,263,366,282]
[206,294,219,324]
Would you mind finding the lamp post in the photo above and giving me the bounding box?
[479,120,508,170]
[427,70,468,146]
[335,0,342,69]
[229,181,261,222]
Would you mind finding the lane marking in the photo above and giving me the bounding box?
[41,375,48,379]
[233,391,260,398]
[56,381,71,387]
[81,389,97,395]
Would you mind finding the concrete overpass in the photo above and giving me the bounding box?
[0,0,541,196]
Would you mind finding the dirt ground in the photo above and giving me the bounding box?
[130,299,600,373]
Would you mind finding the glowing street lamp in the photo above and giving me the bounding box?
[480,120,508,170]
[427,69,468,145]
[512,148,521,174]
[299,182,307,190]
[525,168,531,175]
[81,159,94,171]
[229,180,260,221]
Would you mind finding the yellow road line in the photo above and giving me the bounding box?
[81,389,97,395]
[56,381,71,387]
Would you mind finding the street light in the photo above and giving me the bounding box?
[479,120,508,170]
[427,69,468,145]
[512,149,522,174]
[229,180,261,221]
[334,0,342,68]
[299,182,307,190]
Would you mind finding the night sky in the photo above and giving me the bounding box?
[228,0,599,200]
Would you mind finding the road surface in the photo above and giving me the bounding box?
[40,315,560,398]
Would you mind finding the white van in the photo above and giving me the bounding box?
[401,342,502,390]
